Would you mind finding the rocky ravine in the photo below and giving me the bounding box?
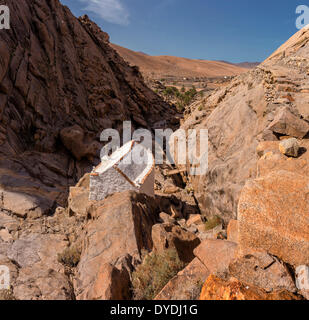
[0,0,309,301]
[0,0,178,217]
[177,26,309,300]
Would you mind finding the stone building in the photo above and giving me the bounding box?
[89,140,155,201]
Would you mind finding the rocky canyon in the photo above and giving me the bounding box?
[0,0,308,301]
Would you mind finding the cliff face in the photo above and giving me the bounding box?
[0,0,177,215]
[182,26,309,222]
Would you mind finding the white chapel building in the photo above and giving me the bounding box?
[89,140,155,201]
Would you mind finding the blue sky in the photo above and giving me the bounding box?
[60,0,307,63]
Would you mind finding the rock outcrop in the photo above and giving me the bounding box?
[229,250,296,292]
[279,138,299,157]
[193,240,238,278]
[155,258,209,300]
[75,191,159,300]
[0,227,75,300]
[199,275,300,301]
[238,170,309,266]
[0,0,177,216]
[1,0,309,301]
[182,26,309,222]
[237,139,309,268]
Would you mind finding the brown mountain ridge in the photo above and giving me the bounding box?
[111,43,250,79]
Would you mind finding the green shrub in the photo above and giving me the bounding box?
[163,86,179,98]
[58,245,81,268]
[176,102,185,112]
[204,216,222,231]
[132,249,186,300]
[159,84,198,111]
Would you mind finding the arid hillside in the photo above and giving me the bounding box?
[0,0,178,215]
[181,25,309,223]
[111,43,248,79]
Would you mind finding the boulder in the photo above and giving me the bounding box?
[181,72,263,223]
[261,129,278,141]
[238,170,309,266]
[155,258,210,300]
[7,233,68,269]
[75,191,159,299]
[199,275,300,300]
[13,264,74,300]
[193,240,238,276]
[152,223,201,263]
[163,185,180,195]
[0,189,53,219]
[267,107,309,139]
[229,251,296,292]
[279,138,299,157]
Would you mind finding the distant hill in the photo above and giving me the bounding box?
[235,62,260,68]
[217,60,260,69]
[111,44,249,79]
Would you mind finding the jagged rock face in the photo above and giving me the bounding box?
[239,170,309,267]
[182,26,309,222]
[0,0,177,214]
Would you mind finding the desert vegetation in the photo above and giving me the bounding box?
[162,85,198,111]
[132,249,186,300]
